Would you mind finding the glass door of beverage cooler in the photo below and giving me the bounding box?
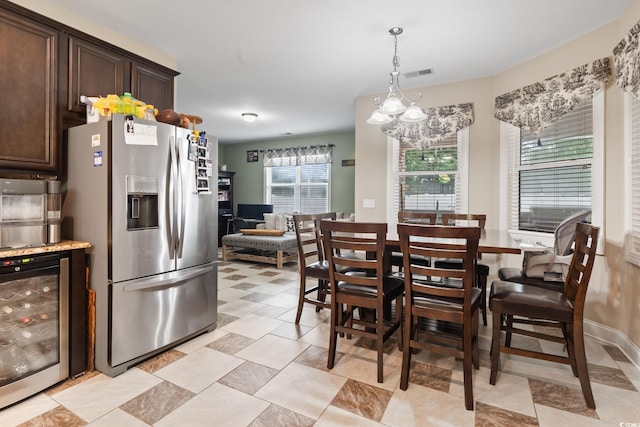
[0,253,68,409]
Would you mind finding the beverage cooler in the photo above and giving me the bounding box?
[0,253,68,408]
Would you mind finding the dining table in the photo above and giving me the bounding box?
[382,228,522,274]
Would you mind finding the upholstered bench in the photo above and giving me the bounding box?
[221,233,298,269]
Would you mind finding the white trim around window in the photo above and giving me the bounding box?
[499,90,604,254]
[386,128,470,231]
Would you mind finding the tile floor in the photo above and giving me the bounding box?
[2,258,640,426]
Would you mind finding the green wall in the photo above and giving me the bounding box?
[219,131,355,215]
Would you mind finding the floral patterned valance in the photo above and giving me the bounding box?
[263,145,332,167]
[494,57,610,135]
[382,103,474,149]
[614,20,640,98]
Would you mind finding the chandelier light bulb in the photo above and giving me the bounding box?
[366,109,394,125]
[378,96,407,115]
[399,104,428,122]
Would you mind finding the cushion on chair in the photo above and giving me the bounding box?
[413,287,482,311]
[497,267,564,292]
[390,252,430,267]
[337,274,404,299]
[489,280,573,323]
[434,259,489,276]
[306,260,354,280]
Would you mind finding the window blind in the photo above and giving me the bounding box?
[627,95,640,265]
[390,131,464,232]
[517,97,593,233]
[265,162,329,213]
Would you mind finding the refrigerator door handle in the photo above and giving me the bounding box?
[167,135,177,258]
[122,263,214,292]
[176,135,186,258]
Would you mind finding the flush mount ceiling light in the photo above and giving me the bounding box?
[241,112,258,123]
[367,27,427,125]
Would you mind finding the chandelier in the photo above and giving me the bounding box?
[367,27,427,125]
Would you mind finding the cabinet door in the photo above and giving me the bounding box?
[131,62,176,111]
[0,10,58,171]
[68,37,125,114]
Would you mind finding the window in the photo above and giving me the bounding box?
[625,93,640,265]
[501,91,604,248]
[265,163,330,213]
[387,127,469,229]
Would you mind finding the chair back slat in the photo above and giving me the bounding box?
[398,224,479,304]
[293,212,336,269]
[321,220,387,292]
[564,222,599,307]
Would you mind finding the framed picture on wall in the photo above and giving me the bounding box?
[247,150,259,162]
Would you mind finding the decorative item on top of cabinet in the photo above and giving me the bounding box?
[0,8,58,173]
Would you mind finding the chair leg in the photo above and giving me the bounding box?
[489,308,502,385]
[327,300,339,370]
[472,311,479,370]
[377,310,384,383]
[395,295,403,350]
[295,272,307,324]
[463,316,474,410]
[572,322,596,409]
[563,323,579,376]
[504,315,513,348]
[477,272,488,326]
[400,307,413,390]
[316,279,327,312]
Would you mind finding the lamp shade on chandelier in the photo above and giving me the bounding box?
[367,27,428,125]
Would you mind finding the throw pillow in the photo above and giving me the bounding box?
[285,215,296,232]
[263,213,276,230]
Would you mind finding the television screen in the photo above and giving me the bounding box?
[237,204,274,220]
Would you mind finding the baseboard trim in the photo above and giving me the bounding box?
[585,319,640,370]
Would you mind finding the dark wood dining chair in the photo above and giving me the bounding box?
[434,213,490,325]
[489,222,600,409]
[397,224,481,410]
[321,220,404,383]
[391,211,437,271]
[292,212,338,324]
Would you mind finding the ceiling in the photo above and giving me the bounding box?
[49,0,629,144]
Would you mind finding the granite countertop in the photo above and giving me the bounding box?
[0,241,92,259]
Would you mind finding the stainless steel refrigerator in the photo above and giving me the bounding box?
[64,114,217,376]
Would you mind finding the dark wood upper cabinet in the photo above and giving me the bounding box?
[68,39,177,115]
[131,61,177,112]
[68,37,125,113]
[0,1,179,176]
[0,8,58,172]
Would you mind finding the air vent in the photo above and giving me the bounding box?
[404,68,434,79]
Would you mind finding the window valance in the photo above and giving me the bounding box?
[263,145,333,167]
[494,57,610,135]
[382,102,474,150]
[614,20,640,99]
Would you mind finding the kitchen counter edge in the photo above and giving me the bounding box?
[0,241,92,259]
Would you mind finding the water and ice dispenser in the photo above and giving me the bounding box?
[126,176,159,230]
